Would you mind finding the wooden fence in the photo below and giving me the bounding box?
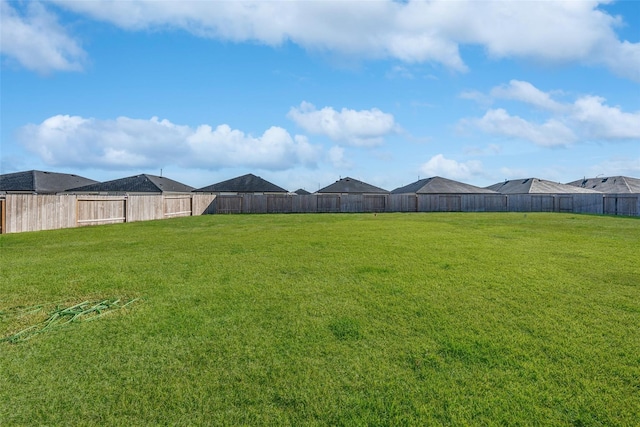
[0,193,216,234]
[210,193,639,216]
[0,192,637,234]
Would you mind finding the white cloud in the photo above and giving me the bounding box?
[419,154,483,180]
[19,115,321,171]
[459,90,493,107]
[328,146,352,169]
[461,81,640,146]
[588,157,640,177]
[188,124,319,169]
[287,102,396,147]
[471,109,577,147]
[0,1,85,73]
[48,0,639,80]
[572,96,640,139]
[490,80,566,112]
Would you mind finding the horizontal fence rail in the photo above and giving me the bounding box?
[0,192,637,234]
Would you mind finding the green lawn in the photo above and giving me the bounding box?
[1,213,639,426]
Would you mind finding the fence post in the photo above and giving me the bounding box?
[0,199,5,234]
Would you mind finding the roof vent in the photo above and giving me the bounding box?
[602,178,608,183]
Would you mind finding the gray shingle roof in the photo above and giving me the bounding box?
[316,177,388,194]
[67,174,194,193]
[391,176,497,194]
[0,170,97,193]
[566,176,640,194]
[194,173,287,193]
[294,189,311,195]
[487,178,601,194]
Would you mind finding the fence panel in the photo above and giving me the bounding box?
[364,195,386,212]
[572,194,603,214]
[3,194,76,233]
[192,194,217,215]
[438,195,461,212]
[317,195,340,213]
[604,195,639,216]
[507,195,532,212]
[529,195,554,212]
[215,196,243,214]
[484,195,508,212]
[292,194,317,213]
[246,195,267,213]
[340,195,363,213]
[267,195,293,213]
[417,195,439,212]
[387,194,417,212]
[555,196,573,213]
[77,197,126,226]
[164,196,192,218]
[126,195,163,222]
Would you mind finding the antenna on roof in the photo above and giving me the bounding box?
[160,168,163,177]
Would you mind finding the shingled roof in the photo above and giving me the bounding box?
[486,178,601,194]
[391,176,497,194]
[566,176,640,194]
[317,177,388,194]
[0,170,97,194]
[294,188,311,195]
[194,173,287,193]
[67,174,194,193]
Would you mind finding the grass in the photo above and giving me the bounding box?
[0,213,638,426]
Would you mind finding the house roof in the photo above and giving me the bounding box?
[391,176,497,194]
[486,178,601,194]
[294,188,311,195]
[566,176,640,194]
[0,170,97,193]
[316,177,389,194]
[67,174,194,193]
[194,173,287,193]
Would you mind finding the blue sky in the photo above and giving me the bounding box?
[1,0,639,192]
